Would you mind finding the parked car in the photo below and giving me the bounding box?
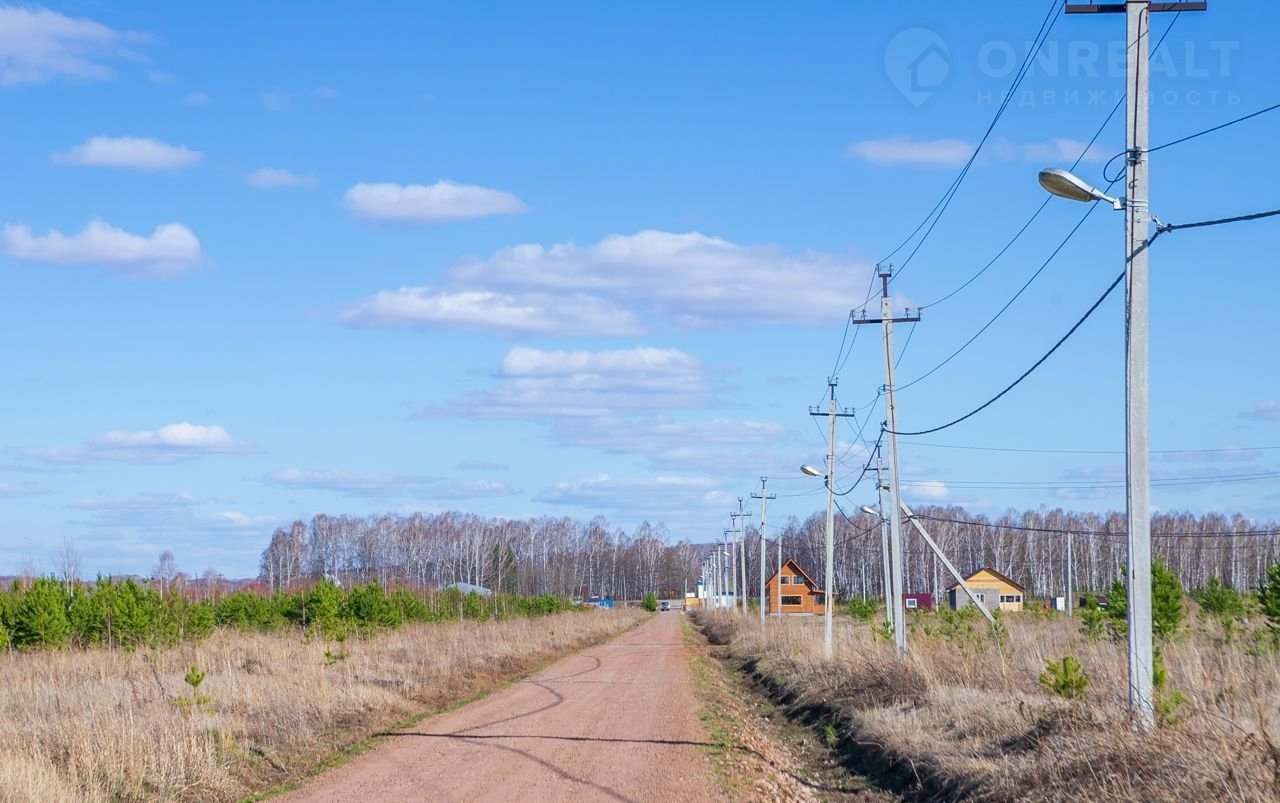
[659,600,670,611]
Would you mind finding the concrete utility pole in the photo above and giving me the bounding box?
[709,550,718,609]
[723,527,734,610]
[752,478,776,624]
[808,380,856,657]
[1067,530,1074,617]
[1064,0,1204,731]
[875,446,894,629]
[734,498,752,614]
[852,266,920,652]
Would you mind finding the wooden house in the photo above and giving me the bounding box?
[947,568,1025,613]
[766,559,826,615]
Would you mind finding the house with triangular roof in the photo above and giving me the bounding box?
[947,567,1025,613]
[766,558,825,615]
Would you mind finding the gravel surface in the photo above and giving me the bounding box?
[276,612,720,802]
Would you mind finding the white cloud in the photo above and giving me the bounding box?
[446,230,872,328]
[211,511,277,531]
[850,136,1112,168]
[69,491,200,531]
[338,287,641,336]
[313,85,338,100]
[456,460,509,471]
[0,7,147,87]
[1020,137,1109,165]
[420,346,709,419]
[183,91,210,107]
[501,346,697,377]
[0,481,50,499]
[148,70,175,85]
[340,230,873,336]
[263,468,517,500]
[535,474,732,511]
[1159,446,1259,463]
[905,479,950,500]
[246,167,317,189]
[23,423,255,464]
[847,136,973,167]
[552,417,793,470]
[261,90,289,111]
[1243,401,1280,421]
[2,219,204,278]
[53,136,201,170]
[344,181,527,223]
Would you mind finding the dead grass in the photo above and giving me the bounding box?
[0,609,644,802]
[696,609,1280,802]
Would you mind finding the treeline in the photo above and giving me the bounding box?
[251,506,1279,611]
[258,513,702,600]
[773,505,1280,603]
[0,575,576,651]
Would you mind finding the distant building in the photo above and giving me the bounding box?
[947,568,1025,613]
[444,581,492,597]
[765,558,825,615]
[903,593,933,612]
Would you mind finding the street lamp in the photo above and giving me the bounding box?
[800,463,835,657]
[859,505,878,517]
[1038,168,1124,210]
[1040,159,1155,727]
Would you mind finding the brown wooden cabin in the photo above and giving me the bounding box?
[766,558,826,615]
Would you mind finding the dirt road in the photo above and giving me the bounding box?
[276,612,720,803]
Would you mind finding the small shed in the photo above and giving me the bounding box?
[766,559,826,615]
[947,568,1025,613]
[903,593,933,612]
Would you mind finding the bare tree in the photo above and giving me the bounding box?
[153,550,178,595]
[54,536,81,585]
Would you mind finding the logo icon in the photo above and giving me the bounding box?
[884,28,951,107]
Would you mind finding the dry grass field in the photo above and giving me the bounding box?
[0,608,644,802]
[698,607,1280,802]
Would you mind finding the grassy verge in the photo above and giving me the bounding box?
[691,608,1280,803]
[683,616,892,802]
[0,609,646,803]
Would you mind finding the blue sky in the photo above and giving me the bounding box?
[1,1,1278,578]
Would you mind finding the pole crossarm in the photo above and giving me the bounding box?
[1065,2,1205,12]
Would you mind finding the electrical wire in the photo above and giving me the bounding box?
[888,268,1126,437]
[920,96,1126,311]
[899,441,1280,456]
[896,183,1112,393]
[903,10,1184,382]
[1104,100,1280,180]
[1157,207,1280,235]
[906,512,1280,539]
[864,0,1062,308]
[901,469,1280,490]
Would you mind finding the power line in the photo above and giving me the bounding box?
[906,512,1280,539]
[897,183,1112,393]
[1149,99,1280,153]
[865,0,1062,307]
[920,98,1125,311]
[1157,207,1280,235]
[900,441,1280,456]
[906,9,1183,316]
[901,469,1280,490]
[888,268,1126,437]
